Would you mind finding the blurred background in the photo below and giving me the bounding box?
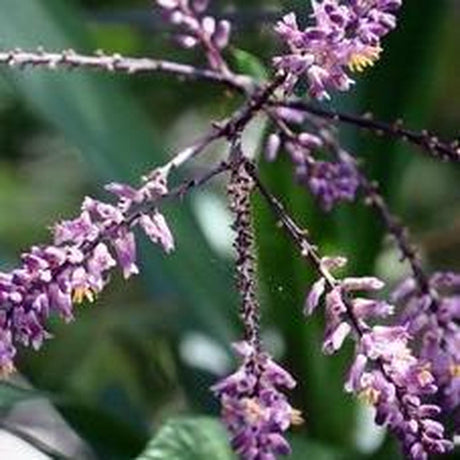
[0,0,459,459]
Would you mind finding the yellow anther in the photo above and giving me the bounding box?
[0,362,16,379]
[450,364,460,378]
[290,408,305,425]
[359,387,380,406]
[348,47,382,73]
[244,398,267,424]
[72,287,95,304]
[417,364,434,387]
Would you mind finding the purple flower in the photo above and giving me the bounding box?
[274,0,403,98]
[278,128,360,210]
[212,342,302,459]
[302,158,360,211]
[392,273,460,415]
[0,168,174,376]
[139,212,175,253]
[304,257,453,459]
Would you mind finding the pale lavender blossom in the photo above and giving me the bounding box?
[0,169,174,376]
[212,342,302,459]
[274,0,403,98]
[154,0,231,71]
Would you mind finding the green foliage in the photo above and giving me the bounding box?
[136,417,235,460]
[231,48,268,81]
[0,382,42,410]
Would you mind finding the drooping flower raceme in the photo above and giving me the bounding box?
[212,341,302,460]
[274,0,403,98]
[392,273,460,420]
[213,160,302,459]
[0,169,174,377]
[305,257,453,460]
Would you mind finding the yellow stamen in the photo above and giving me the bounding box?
[72,287,96,304]
[417,364,434,387]
[244,398,267,424]
[290,408,305,425]
[359,387,380,406]
[0,362,16,379]
[348,47,382,73]
[450,364,460,378]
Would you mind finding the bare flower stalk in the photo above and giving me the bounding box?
[0,48,252,92]
[228,143,260,346]
[276,100,460,163]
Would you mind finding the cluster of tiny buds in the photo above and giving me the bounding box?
[155,0,231,71]
[266,107,360,211]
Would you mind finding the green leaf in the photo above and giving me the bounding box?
[0,382,42,409]
[289,434,347,460]
[231,48,268,81]
[136,417,235,460]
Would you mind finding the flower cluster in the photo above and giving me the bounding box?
[274,0,403,98]
[266,108,360,210]
[299,155,360,211]
[392,273,460,417]
[305,257,453,460]
[0,169,174,377]
[155,0,231,71]
[212,341,302,459]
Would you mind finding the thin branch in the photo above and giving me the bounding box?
[158,74,285,179]
[305,118,442,312]
[277,100,460,163]
[0,48,252,93]
[243,159,363,335]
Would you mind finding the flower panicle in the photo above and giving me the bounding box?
[392,272,460,418]
[266,108,360,210]
[304,256,454,460]
[212,341,302,460]
[0,169,175,377]
[274,0,403,99]
[214,160,301,459]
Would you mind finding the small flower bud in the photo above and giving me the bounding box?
[265,133,281,162]
[213,20,231,49]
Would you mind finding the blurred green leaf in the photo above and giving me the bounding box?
[0,382,42,409]
[136,417,235,460]
[231,48,268,81]
[59,402,147,460]
[289,434,347,460]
